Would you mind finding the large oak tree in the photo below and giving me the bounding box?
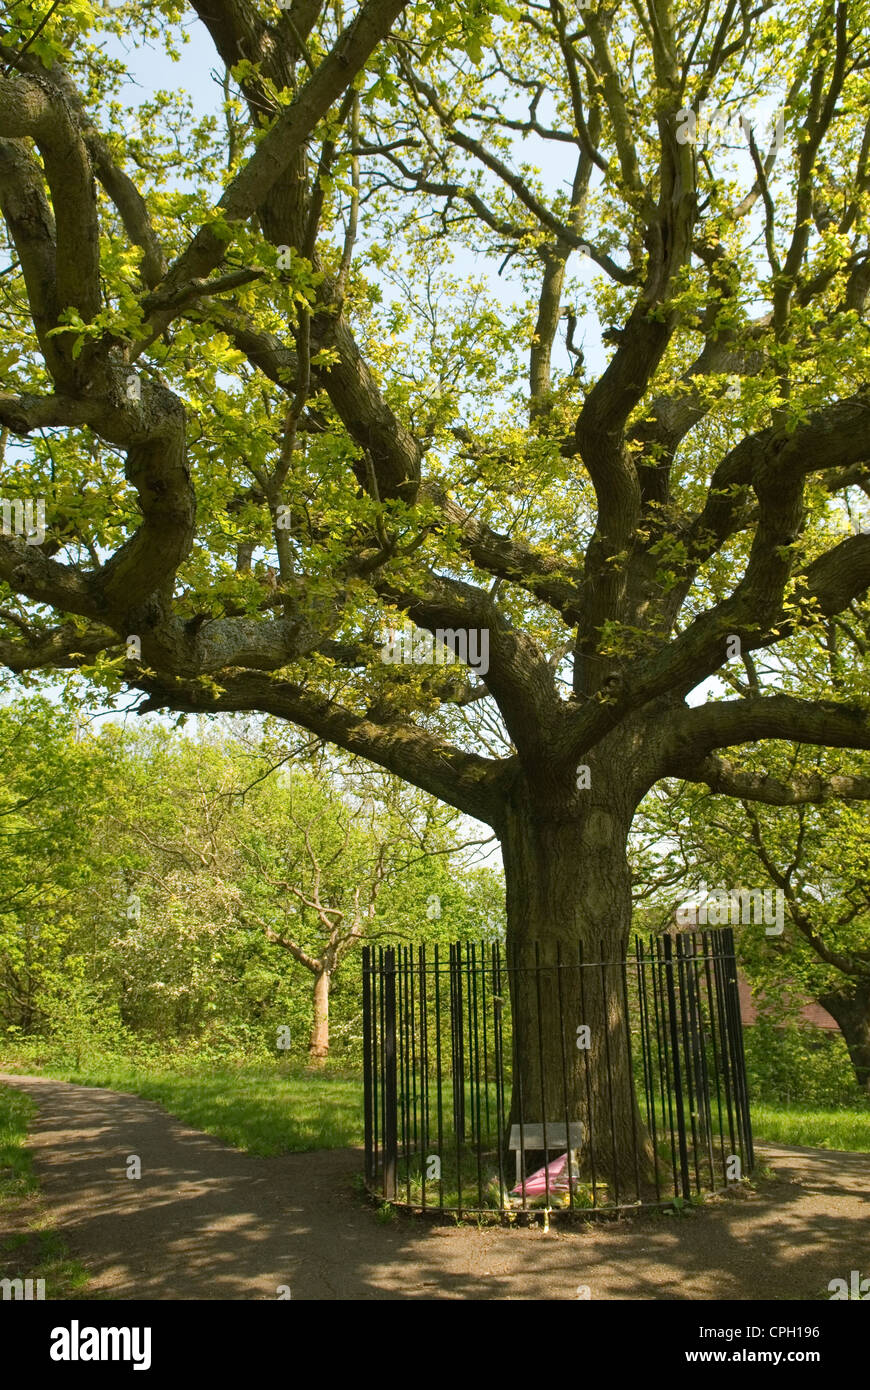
[2,0,870,1179]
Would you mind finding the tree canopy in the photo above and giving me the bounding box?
[0,0,869,829]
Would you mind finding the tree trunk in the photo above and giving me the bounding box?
[818,979,870,1096]
[308,967,331,1066]
[499,787,656,1196]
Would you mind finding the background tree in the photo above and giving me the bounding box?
[0,698,500,1063]
[634,742,870,1096]
[3,0,870,1175]
[0,696,113,1035]
[218,748,497,1063]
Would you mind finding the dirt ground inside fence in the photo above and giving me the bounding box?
[2,1072,868,1300]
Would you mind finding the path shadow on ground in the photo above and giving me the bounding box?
[2,1075,868,1301]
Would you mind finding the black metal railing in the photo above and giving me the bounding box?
[362,928,753,1218]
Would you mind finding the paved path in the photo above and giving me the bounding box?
[2,1073,868,1300]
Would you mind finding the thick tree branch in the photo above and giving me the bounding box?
[134,670,503,824]
[687,757,870,805]
[151,0,411,319]
[0,72,101,343]
[662,695,870,782]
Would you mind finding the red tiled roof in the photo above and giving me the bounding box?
[666,916,839,1031]
[736,972,838,1030]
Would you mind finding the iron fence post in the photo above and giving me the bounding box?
[663,933,691,1200]
[362,946,374,1182]
[383,946,398,1200]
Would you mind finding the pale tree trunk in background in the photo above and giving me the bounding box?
[308,966,331,1065]
[252,868,375,1069]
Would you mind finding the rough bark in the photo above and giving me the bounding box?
[496,757,656,1194]
[818,980,870,1096]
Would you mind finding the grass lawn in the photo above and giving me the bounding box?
[9,1059,366,1156]
[5,1053,870,1161]
[749,1102,870,1153]
[0,1084,89,1298]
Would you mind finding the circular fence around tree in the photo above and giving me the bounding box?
[362,928,754,1220]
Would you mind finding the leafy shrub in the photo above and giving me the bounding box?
[744,1022,868,1108]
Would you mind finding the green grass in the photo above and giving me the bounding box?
[7,1051,870,1166]
[750,1102,870,1152]
[0,1084,38,1201]
[17,1059,366,1156]
[0,1083,89,1298]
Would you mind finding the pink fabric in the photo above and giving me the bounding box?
[511,1151,576,1196]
